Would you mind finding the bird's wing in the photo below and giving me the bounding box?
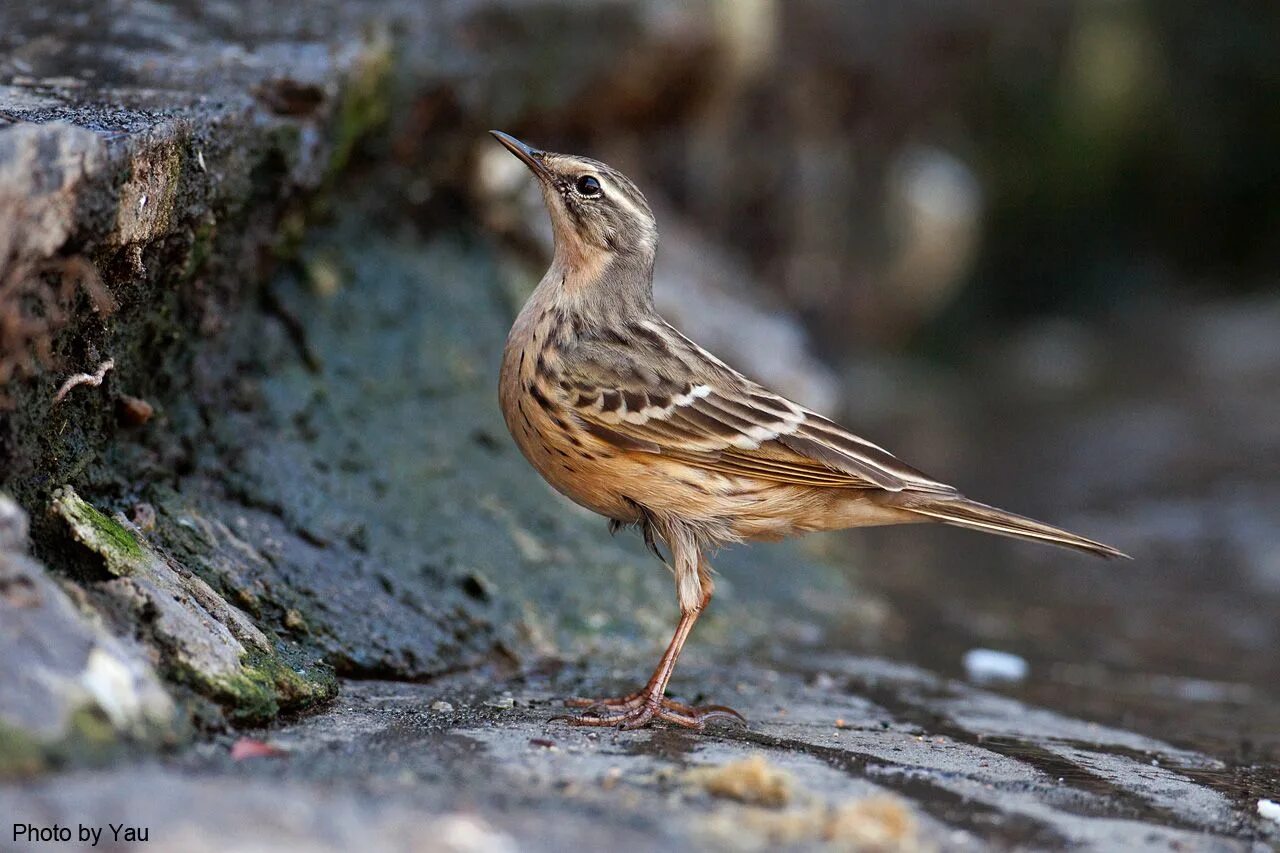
[556,322,957,494]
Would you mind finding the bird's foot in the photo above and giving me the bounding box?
[555,691,745,730]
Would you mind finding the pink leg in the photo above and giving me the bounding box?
[557,571,745,730]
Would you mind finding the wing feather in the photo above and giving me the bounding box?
[557,323,956,494]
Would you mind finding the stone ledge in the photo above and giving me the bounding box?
[0,1,402,770]
[0,0,720,771]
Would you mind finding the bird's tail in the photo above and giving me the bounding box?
[898,496,1130,560]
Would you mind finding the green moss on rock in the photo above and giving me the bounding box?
[0,720,46,777]
[50,487,145,577]
[215,650,337,725]
[57,705,124,765]
[0,705,134,778]
[326,29,393,182]
[181,213,218,282]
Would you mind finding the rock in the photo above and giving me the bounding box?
[2,0,815,766]
[50,487,147,579]
[0,492,27,552]
[686,755,794,807]
[0,767,523,853]
[1,495,174,774]
[0,549,175,775]
[961,648,1029,685]
[0,4,1270,848]
[0,122,105,258]
[0,667,1257,850]
[47,487,334,725]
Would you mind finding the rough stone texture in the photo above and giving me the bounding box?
[0,0,720,761]
[0,496,175,773]
[0,492,27,551]
[3,665,1276,851]
[2,2,1278,850]
[152,203,853,675]
[0,0,403,757]
[47,486,335,724]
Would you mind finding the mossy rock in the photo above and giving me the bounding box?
[0,720,46,777]
[49,487,145,578]
[218,651,338,726]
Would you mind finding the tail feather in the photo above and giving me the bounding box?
[899,496,1130,560]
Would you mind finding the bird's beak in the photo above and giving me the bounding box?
[490,130,551,181]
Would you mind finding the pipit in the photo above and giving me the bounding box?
[491,130,1128,731]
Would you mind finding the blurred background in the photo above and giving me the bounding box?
[485,0,1280,347]
[467,0,1280,764]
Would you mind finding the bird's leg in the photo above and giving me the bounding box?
[559,550,744,730]
[559,606,742,729]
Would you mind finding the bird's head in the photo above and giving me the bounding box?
[491,131,657,277]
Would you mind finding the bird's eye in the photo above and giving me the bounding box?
[575,175,602,197]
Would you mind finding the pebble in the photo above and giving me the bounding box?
[430,700,453,712]
[963,648,1029,684]
[812,672,836,690]
[117,394,155,425]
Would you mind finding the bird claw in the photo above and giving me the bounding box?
[555,692,746,730]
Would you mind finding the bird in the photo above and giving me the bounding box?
[490,130,1129,731]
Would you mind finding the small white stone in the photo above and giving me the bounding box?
[81,646,143,726]
[430,700,453,712]
[963,648,1029,684]
[1259,798,1280,824]
[485,696,515,709]
[431,814,518,853]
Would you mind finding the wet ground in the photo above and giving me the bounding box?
[828,297,1280,775]
[4,654,1275,852]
